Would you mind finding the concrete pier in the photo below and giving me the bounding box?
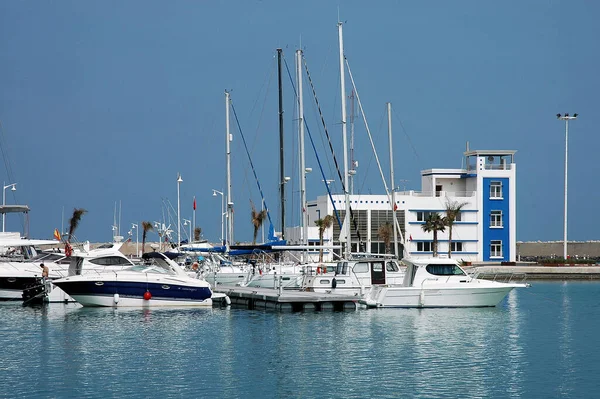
[213,285,358,311]
[471,265,600,280]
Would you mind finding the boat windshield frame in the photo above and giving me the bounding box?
[425,263,466,276]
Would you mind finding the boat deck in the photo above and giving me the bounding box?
[213,285,358,312]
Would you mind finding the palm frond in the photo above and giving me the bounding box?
[68,208,87,239]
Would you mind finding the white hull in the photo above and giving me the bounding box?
[244,273,303,289]
[362,283,521,308]
[71,294,213,308]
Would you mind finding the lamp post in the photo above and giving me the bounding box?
[131,223,138,257]
[557,113,578,261]
[177,173,183,246]
[212,189,225,245]
[2,182,16,232]
[183,219,191,243]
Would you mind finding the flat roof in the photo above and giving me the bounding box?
[464,150,517,156]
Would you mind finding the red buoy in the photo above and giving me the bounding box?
[143,291,152,300]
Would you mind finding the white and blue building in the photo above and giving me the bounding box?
[286,149,517,262]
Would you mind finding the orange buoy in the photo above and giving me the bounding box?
[143,291,152,300]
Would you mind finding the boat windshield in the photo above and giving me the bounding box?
[127,263,172,275]
[425,263,466,276]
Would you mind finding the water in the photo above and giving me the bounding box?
[1,281,599,399]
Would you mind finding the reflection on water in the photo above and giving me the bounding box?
[1,282,600,398]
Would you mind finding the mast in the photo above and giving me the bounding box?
[277,48,286,240]
[387,102,399,256]
[350,90,355,195]
[225,90,233,247]
[338,22,350,259]
[296,49,308,259]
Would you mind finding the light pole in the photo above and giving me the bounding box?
[177,173,183,246]
[212,189,225,245]
[183,219,191,243]
[131,223,138,256]
[2,182,16,232]
[557,113,578,261]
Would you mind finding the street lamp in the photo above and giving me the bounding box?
[557,113,578,261]
[177,173,183,246]
[2,182,16,232]
[131,223,138,257]
[212,189,225,245]
[183,219,191,243]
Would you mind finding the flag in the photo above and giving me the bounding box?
[393,203,398,211]
[53,228,61,241]
[193,196,196,210]
[409,234,413,241]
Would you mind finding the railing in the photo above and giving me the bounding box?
[410,191,477,198]
[466,164,513,172]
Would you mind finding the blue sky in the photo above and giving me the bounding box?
[1,1,598,243]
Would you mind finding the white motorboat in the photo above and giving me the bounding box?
[53,252,228,307]
[302,255,405,296]
[360,257,529,308]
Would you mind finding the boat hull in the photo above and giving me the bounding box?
[53,280,213,307]
[362,284,522,308]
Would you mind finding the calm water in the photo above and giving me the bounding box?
[1,281,599,399]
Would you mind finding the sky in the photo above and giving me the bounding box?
[1,1,598,244]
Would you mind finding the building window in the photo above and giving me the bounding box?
[490,210,503,227]
[450,242,463,252]
[454,212,462,222]
[490,240,503,257]
[417,211,432,222]
[490,181,503,199]
[416,242,433,252]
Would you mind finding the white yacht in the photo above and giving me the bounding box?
[302,255,405,296]
[53,252,228,307]
[360,257,529,308]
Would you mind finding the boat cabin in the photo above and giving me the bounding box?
[401,258,469,287]
[302,256,405,294]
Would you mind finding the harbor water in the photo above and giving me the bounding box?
[1,281,599,398]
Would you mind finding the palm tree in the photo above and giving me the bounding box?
[314,215,335,262]
[250,202,267,245]
[194,227,202,242]
[421,212,446,257]
[141,221,153,254]
[64,208,86,257]
[378,222,393,254]
[445,199,468,258]
[67,208,87,242]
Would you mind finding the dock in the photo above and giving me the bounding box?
[213,285,359,312]
[472,265,600,280]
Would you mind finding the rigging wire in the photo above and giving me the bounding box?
[229,101,275,232]
[392,108,422,166]
[294,55,364,249]
[344,56,406,248]
[281,56,342,230]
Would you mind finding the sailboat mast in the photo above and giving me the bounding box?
[277,48,286,240]
[350,90,355,195]
[225,90,233,247]
[296,49,308,257]
[338,22,350,259]
[387,102,399,256]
